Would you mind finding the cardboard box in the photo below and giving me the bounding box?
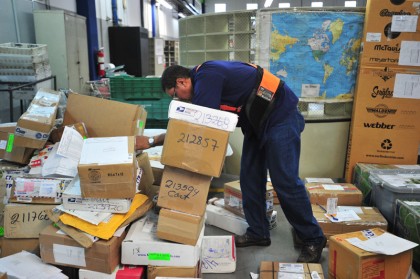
[79,265,146,279]
[14,89,60,149]
[201,235,236,273]
[161,119,230,177]
[0,237,40,257]
[9,177,72,204]
[224,180,274,218]
[305,183,363,206]
[361,0,420,67]
[205,204,248,235]
[39,225,126,274]
[3,204,55,238]
[157,166,212,216]
[329,228,413,279]
[312,204,388,238]
[157,208,205,246]
[148,262,200,279]
[136,152,155,194]
[63,93,147,137]
[62,175,132,213]
[259,262,324,279]
[78,136,138,199]
[168,100,238,132]
[0,123,35,164]
[121,214,203,267]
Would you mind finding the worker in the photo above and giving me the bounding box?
[135,60,327,263]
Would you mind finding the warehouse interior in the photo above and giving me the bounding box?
[0,0,420,278]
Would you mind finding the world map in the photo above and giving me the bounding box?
[269,11,364,99]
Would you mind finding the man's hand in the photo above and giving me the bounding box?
[135,134,166,150]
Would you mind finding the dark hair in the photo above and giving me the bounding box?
[161,65,191,91]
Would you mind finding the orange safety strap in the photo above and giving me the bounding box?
[220,104,242,113]
[247,63,281,100]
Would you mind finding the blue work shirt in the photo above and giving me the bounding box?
[190,61,299,144]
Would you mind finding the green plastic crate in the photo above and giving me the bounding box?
[394,199,420,273]
[112,98,171,121]
[109,76,166,100]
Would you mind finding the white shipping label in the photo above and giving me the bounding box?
[322,184,344,191]
[279,263,304,273]
[0,140,6,149]
[15,126,49,140]
[399,41,420,67]
[391,15,418,32]
[327,198,338,215]
[393,73,420,99]
[53,243,86,267]
[228,196,240,207]
[301,84,320,97]
[366,32,381,42]
[306,178,334,183]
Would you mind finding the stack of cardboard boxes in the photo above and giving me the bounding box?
[345,0,420,181]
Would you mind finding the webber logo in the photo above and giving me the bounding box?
[363,122,395,129]
[366,104,397,118]
[381,139,392,150]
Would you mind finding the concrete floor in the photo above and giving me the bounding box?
[202,204,329,279]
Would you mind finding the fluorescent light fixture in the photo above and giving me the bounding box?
[311,1,323,7]
[178,12,186,18]
[264,0,273,7]
[278,3,291,7]
[247,3,258,10]
[344,1,357,7]
[158,0,173,9]
[215,3,226,13]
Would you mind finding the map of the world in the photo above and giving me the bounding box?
[257,10,364,99]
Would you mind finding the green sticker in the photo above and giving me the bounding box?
[139,121,144,128]
[6,134,14,152]
[83,136,87,139]
[148,253,170,261]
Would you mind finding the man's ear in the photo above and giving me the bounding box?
[176,77,188,87]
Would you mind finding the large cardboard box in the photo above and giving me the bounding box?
[0,123,34,164]
[62,175,132,213]
[329,228,413,278]
[361,0,420,67]
[147,262,200,279]
[168,100,238,132]
[157,208,205,246]
[78,136,138,199]
[161,119,229,177]
[259,262,324,279]
[14,89,60,149]
[136,152,155,195]
[63,93,147,137]
[345,66,420,182]
[121,214,203,267]
[39,225,126,274]
[3,204,55,238]
[224,180,274,218]
[157,166,212,216]
[312,205,388,238]
[305,183,363,206]
[0,237,40,257]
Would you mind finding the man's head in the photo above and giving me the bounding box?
[161,65,193,101]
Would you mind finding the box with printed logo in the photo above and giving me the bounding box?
[0,123,35,164]
[259,262,324,279]
[77,136,138,199]
[361,0,420,67]
[161,119,230,177]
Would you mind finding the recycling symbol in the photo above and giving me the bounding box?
[381,139,392,150]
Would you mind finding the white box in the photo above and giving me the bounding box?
[62,175,132,213]
[201,235,236,273]
[121,214,203,267]
[168,100,238,132]
[205,204,248,235]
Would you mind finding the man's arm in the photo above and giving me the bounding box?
[135,133,166,150]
